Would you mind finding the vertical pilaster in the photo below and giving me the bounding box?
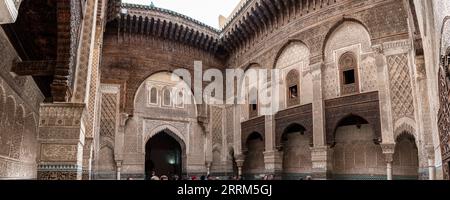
[37,103,86,180]
[381,143,395,180]
[415,55,436,179]
[72,0,99,103]
[310,62,331,179]
[264,115,283,177]
[373,47,395,144]
[82,138,93,180]
[116,160,122,180]
[426,145,436,180]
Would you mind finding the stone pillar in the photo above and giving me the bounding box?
[426,145,436,180]
[72,0,98,103]
[206,161,212,175]
[235,155,245,177]
[37,103,86,180]
[416,55,436,180]
[373,48,395,144]
[116,160,122,180]
[0,0,20,24]
[263,150,283,178]
[310,63,331,178]
[82,138,93,180]
[381,143,395,180]
[115,113,129,167]
[311,146,333,179]
[263,115,282,177]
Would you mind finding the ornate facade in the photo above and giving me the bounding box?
[0,0,449,180]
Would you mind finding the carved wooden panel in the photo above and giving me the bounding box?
[325,92,381,145]
[241,116,265,151]
[438,67,450,179]
[275,104,313,149]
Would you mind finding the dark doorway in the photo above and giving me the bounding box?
[145,131,182,179]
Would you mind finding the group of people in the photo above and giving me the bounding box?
[135,171,313,180]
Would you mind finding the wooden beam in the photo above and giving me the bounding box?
[12,60,56,76]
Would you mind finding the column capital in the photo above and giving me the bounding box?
[380,143,395,154]
[119,113,130,127]
[425,145,435,160]
[381,143,395,162]
[116,160,123,168]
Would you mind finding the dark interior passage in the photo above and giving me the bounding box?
[145,131,182,179]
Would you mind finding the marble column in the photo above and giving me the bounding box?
[426,145,436,180]
[116,160,122,180]
[381,143,395,180]
[115,113,129,168]
[206,161,212,175]
[235,154,245,177]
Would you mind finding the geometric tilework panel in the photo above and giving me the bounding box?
[100,93,118,141]
[387,54,414,122]
[211,106,223,146]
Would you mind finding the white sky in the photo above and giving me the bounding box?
[122,0,242,29]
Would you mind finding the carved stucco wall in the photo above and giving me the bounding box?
[95,84,120,179]
[116,72,207,177]
[275,41,312,109]
[0,28,42,179]
[323,21,377,100]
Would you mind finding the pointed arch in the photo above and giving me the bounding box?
[273,40,310,69]
[322,18,372,61]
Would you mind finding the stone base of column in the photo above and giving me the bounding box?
[311,146,333,180]
[263,150,283,179]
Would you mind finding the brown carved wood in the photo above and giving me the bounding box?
[241,116,265,151]
[12,60,56,76]
[274,103,313,149]
[51,0,83,102]
[325,91,382,145]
